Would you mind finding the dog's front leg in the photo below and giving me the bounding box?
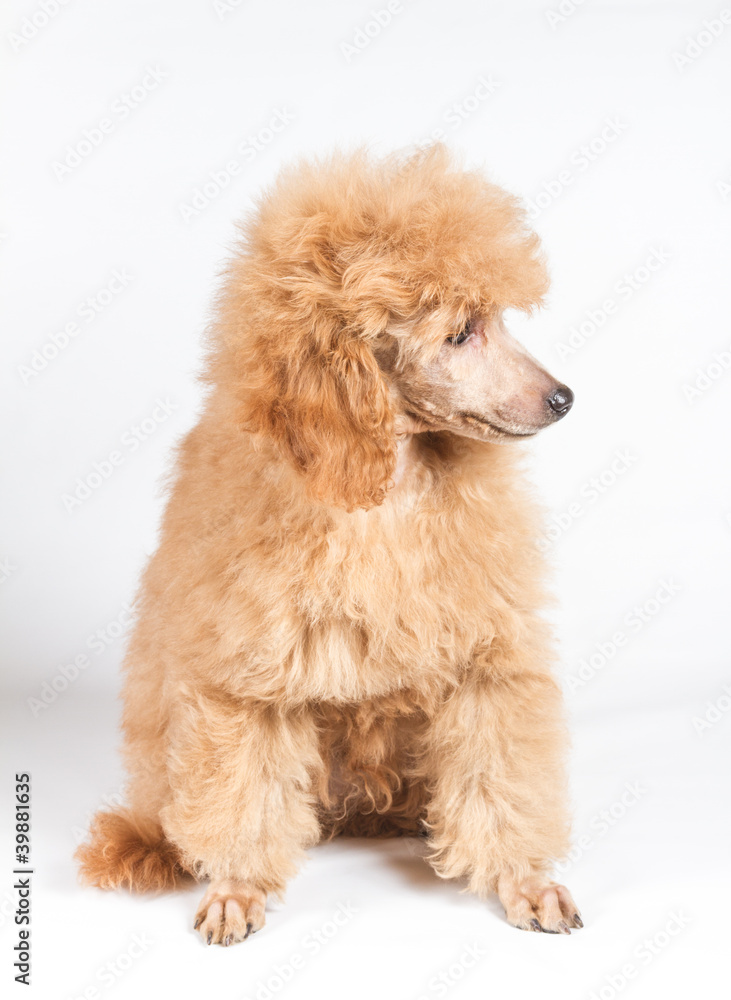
[422,649,583,933]
[161,692,322,946]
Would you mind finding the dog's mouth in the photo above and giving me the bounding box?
[458,412,538,439]
[401,402,538,441]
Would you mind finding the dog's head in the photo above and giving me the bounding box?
[212,146,572,511]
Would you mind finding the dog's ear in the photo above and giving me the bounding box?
[243,316,396,512]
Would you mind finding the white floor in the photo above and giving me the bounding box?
[2,679,727,1000]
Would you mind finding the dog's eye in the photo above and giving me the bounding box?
[447,322,472,346]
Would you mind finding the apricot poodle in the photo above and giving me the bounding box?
[77,145,581,943]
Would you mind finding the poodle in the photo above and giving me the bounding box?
[76,145,581,944]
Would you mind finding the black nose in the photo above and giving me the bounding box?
[547,385,574,417]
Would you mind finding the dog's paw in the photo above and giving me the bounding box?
[194,880,267,946]
[497,873,583,935]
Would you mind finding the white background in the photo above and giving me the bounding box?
[2,1,730,998]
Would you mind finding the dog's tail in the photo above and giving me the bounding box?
[75,809,194,892]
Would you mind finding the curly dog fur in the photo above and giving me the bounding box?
[77,145,582,942]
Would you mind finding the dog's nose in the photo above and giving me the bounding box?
[547,385,574,417]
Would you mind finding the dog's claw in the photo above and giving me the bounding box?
[193,917,200,930]
[498,875,582,937]
[194,883,267,947]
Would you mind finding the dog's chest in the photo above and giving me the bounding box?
[281,500,512,701]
